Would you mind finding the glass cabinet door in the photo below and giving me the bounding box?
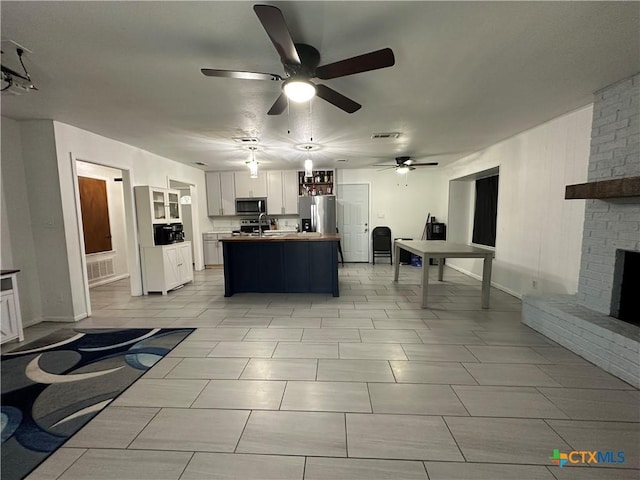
[152,190,166,220]
[167,192,180,220]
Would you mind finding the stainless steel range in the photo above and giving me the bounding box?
[239,218,269,234]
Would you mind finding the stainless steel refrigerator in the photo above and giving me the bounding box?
[298,195,337,233]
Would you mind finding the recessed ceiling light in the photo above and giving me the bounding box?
[371,132,401,139]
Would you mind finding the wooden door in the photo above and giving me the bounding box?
[78,176,112,254]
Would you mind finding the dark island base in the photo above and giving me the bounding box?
[222,240,339,297]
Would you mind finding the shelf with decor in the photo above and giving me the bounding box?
[298,170,335,196]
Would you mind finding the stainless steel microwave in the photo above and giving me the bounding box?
[235,198,267,215]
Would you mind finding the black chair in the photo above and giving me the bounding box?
[336,228,344,265]
[372,226,392,265]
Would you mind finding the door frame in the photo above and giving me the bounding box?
[167,176,204,271]
[70,155,140,319]
[337,182,372,263]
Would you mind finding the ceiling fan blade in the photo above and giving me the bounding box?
[253,5,301,66]
[201,69,283,81]
[315,84,361,113]
[375,165,396,171]
[315,48,395,80]
[411,162,439,166]
[267,93,288,115]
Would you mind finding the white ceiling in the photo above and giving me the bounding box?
[2,2,639,171]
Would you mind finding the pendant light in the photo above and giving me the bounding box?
[246,146,259,178]
[304,146,313,178]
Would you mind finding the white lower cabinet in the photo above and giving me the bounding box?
[1,272,23,345]
[203,233,224,266]
[140,241,193,295]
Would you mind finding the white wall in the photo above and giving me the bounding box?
[1,118,43,326]
[3,119,209,323]
[75,161,129,282]
[443,105,592,297]
[337,167,447,254]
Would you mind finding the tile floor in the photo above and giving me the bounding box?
[8,264,639,480]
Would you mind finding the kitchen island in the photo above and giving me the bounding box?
[220,233,340,297]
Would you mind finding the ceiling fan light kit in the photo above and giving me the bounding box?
[283,78,316,103]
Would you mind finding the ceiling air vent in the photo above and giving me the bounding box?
[194,162,208,166]
[371,132,401,140]
[232,137,259,144]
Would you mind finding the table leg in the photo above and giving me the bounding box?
[438,258,444,281]
[481,255,493,309]
[393,244,401,282]
[421,260,430,308]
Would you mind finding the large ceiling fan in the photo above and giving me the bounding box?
[373,156,439,173]
[201,4,395,115]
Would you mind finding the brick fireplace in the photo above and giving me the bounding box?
[523,73,640,388]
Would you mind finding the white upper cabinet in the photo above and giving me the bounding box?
[267,171,284,215]
[134,186,182,246]
[235,170,268,198]
[206,172,236,216]
[268,170,299,215]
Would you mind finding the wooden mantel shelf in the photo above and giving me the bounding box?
[565,176,640,200]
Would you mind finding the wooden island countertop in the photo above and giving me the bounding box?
[219,233,340,242]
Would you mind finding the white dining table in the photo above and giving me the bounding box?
[393,240,495,309]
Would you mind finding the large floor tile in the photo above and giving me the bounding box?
[302,328,361,342]
[129,408,249,452]
[269,317,322,328]
[65,406,159,448]
[369,383,468,415]
[402,344,478,362]
[538,388,640,421]
[142,357,182,378]
[549,467,640,479]
[208,341,277,357]
[240,358,317,380]
[444,416,571,464]
[305,457,428,480]
[57,449,193,480]
[359,329,422,343]
[531,346,591,365]
[346,414,463,461]
[181,453,304,480]
[452,385,569,418]
[236,411,346,457]
[186,327,249,341]
[280,381,371,412]
[463,363,562,386]
[546,419,640,469]
[165,340,218,357]
[317,359,395,382]
[339,343,407,360]
[473,330,552,346]
[25,448,87,480]
[191,380,285,409]
[272,342,338,359]
[465,345,553,363]
[373,319,430,330]
[111,378,207,407]
[322,318,375,329]
[390,361,478,384]
[415,329,486,344]
[164,357,248,379]
[537,364,636,389]
[424,461,555,480]
[244,328,303,341]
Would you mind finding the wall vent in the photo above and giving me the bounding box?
[87,258,115,283]
[232,137,259,144]
[371,132,401,139]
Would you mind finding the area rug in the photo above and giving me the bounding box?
[1,327,194,480]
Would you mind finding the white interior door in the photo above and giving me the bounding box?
[338,184,369,262]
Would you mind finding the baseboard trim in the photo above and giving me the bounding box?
[446,263,522,299]
[89,273,130,289]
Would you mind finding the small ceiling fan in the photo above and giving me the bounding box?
[373,156,439,173]
[201,4,395,115]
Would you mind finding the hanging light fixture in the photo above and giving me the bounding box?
[303,146,313,178]
[283,77,316,103]
[246,146,259,178]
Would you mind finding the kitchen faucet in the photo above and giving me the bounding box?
[257,212,267,237]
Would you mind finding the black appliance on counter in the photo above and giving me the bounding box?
[426,222,446,265]
[154,223,185,245]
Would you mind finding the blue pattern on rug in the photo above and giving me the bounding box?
[1,327,194,480]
